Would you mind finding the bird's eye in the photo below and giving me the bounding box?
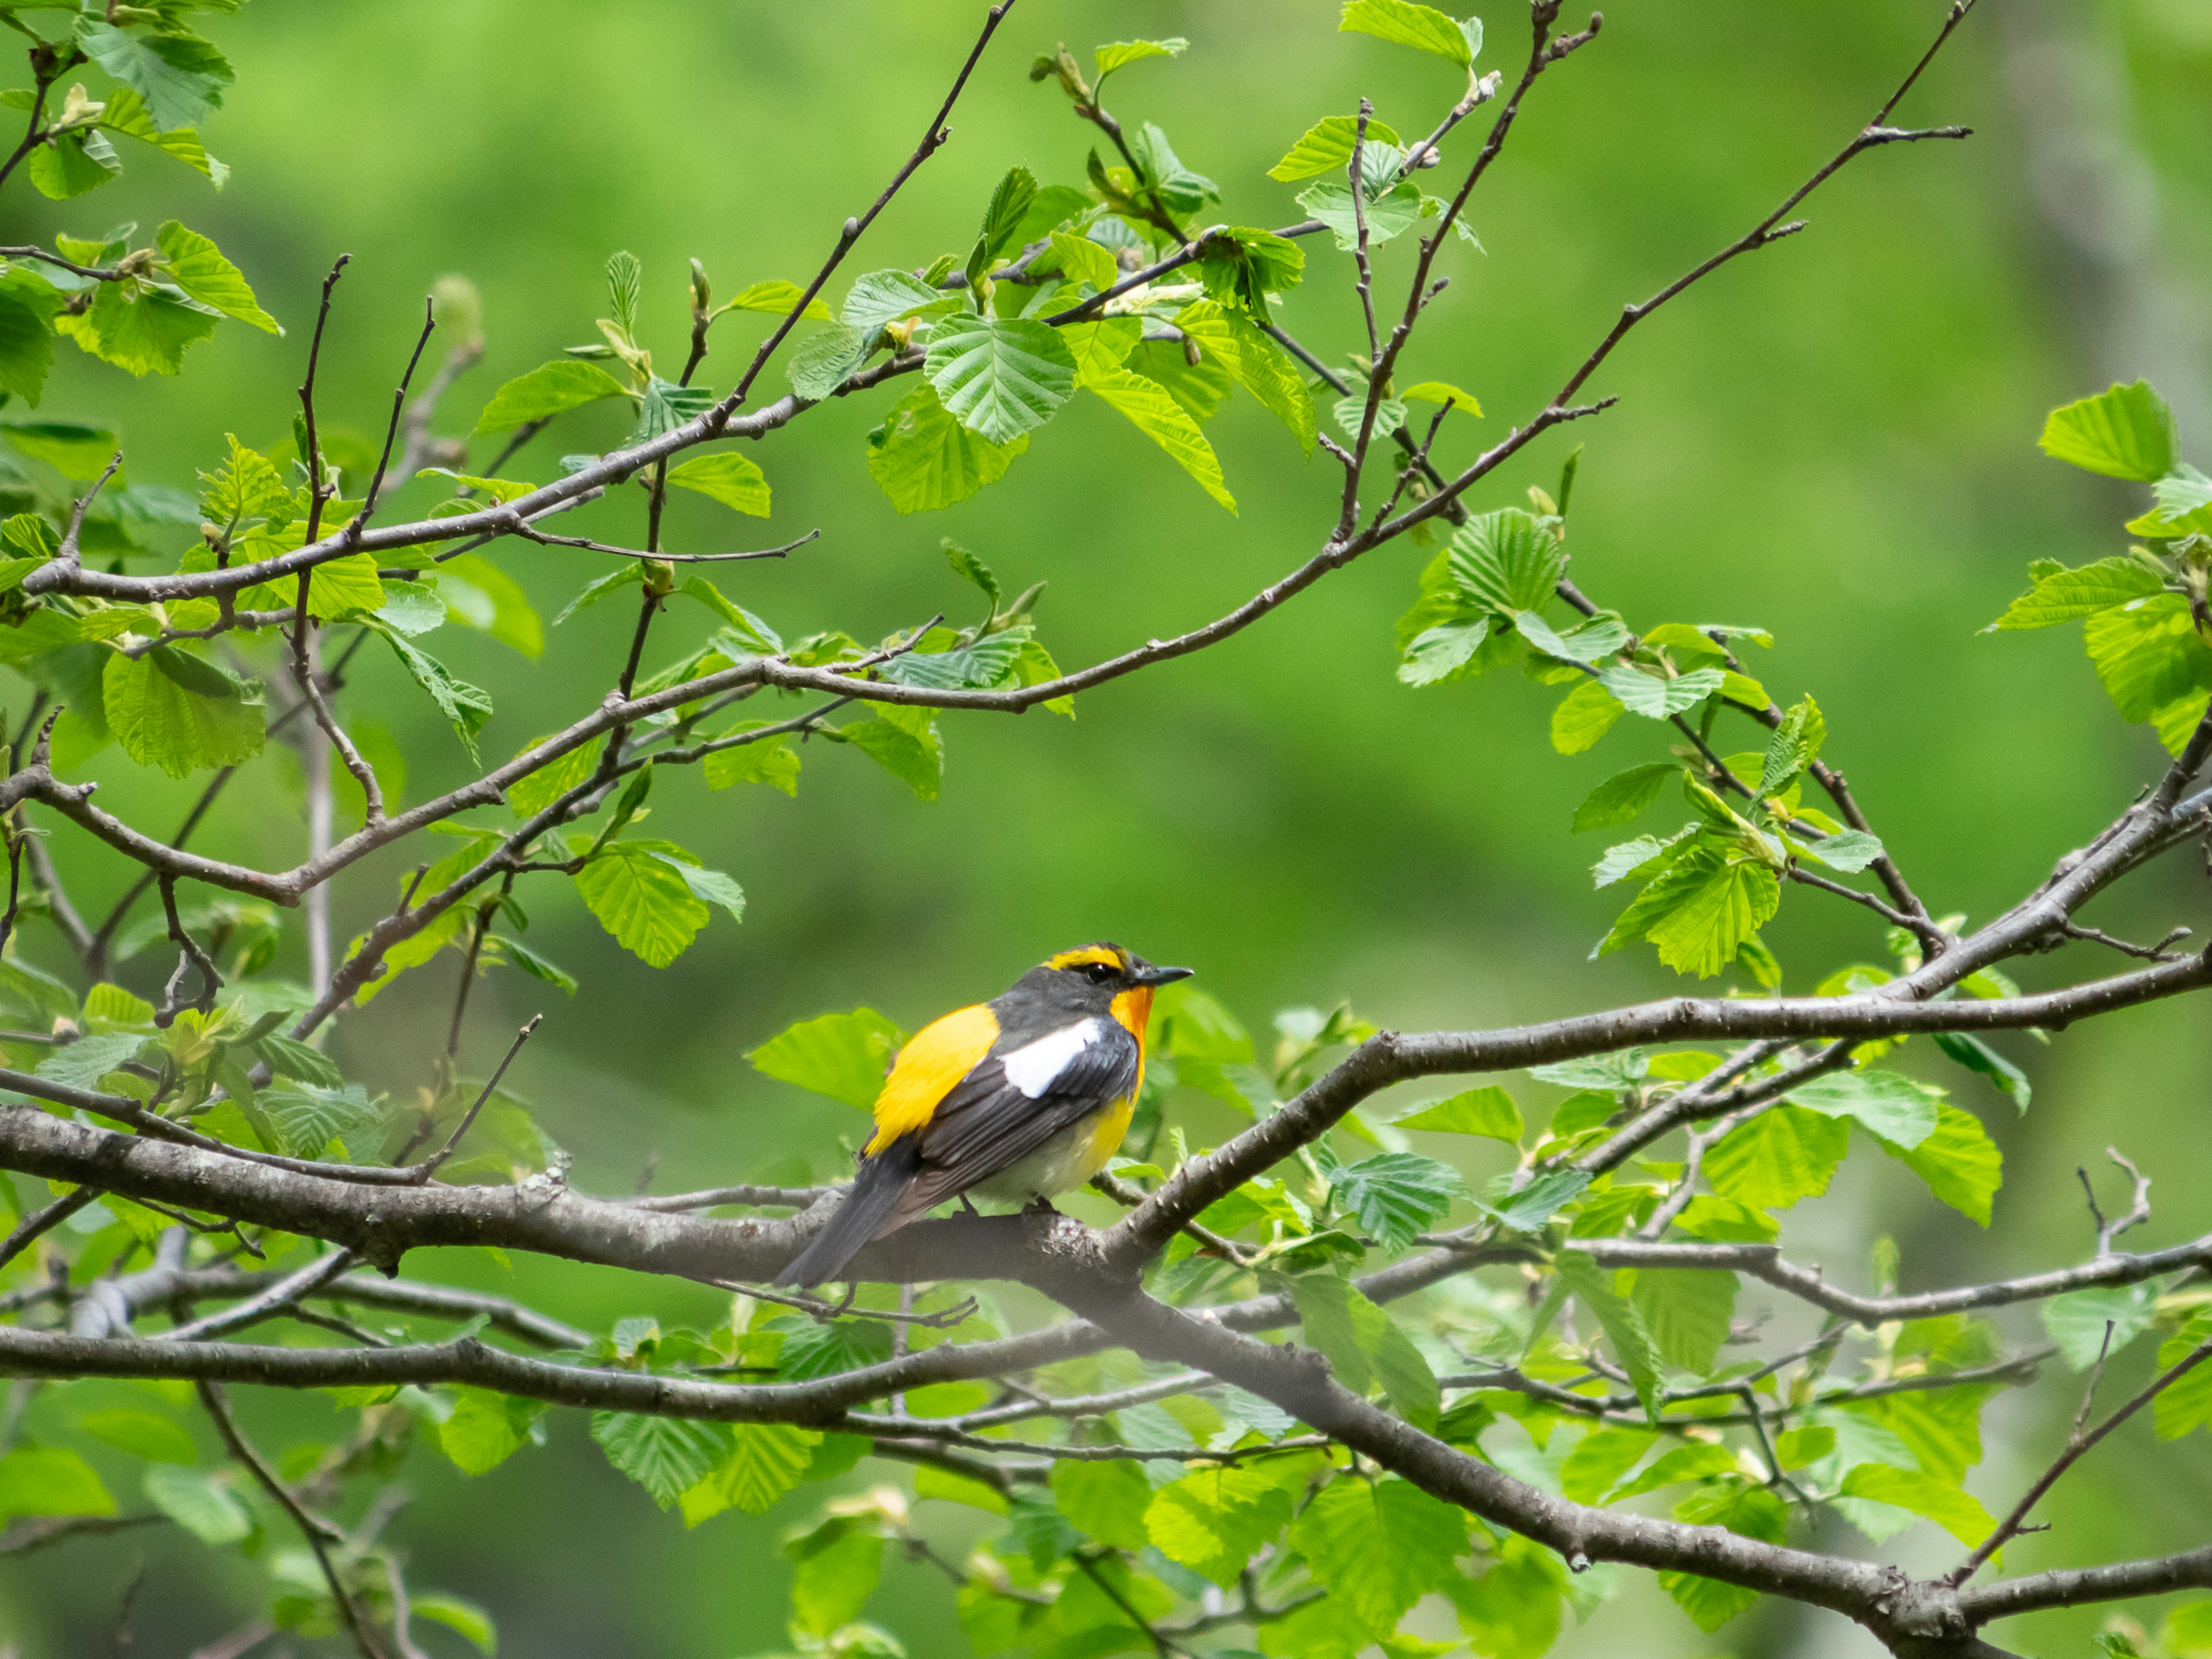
[1079,961,1117,984]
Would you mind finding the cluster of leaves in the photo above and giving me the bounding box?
[715,950,2163,1650]
[1988,379,2212,753]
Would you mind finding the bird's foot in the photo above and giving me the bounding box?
[958,1195,981,1218]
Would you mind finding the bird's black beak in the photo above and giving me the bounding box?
[1132,963,1194,987]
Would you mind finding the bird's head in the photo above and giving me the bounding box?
[1043,942,1193,992]
[1019,943,1193,1035]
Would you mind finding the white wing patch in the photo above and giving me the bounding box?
[999,1018,1107,1099]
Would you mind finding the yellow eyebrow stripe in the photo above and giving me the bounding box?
[1047,945,1123,971]
[866,1003,999,1153]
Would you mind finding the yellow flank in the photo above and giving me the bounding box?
[1073,1093,1137,1183]
[1048,944,1126,971]
[866,1003,999,1153]
[1109,986,1156,1097]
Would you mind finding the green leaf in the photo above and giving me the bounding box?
[786,1512,886,1637]
[29,128,119,199]
[473,359,629,433]
[1556,1250,1664,1417]
[1572,764,1677,833]
[840,269,946,340]
[1054,237,1124,309]
[36,1031,147,1090]
[78,22,232,130]
[58,279,219,376]
[155,221,278,333]
[1394,1085,1521,1142]
[1268,114,1407,181]
[2039,379,2176,482]
[590,1412,725,1510]
[629,376,715,444]
[1758,694,1826,796]
[1658,1483,1786,1631]
[682,1422,820,1521]
[1599,664,1726,719]
[1514,610,1628,666]
[0,267,63,406]
[1475,1166,1592,1232]
[1703,1106,1848,1211]
[1282,1271,1438,1428]
[439,554,543,660]
[412,1595,497,1656]
[1096,37,1188,77]
[438,1388,548,1476]
[1334,392,1406,441]
[96,87,227,186]
[1082,367,1236,512]
[866,383,1028,514]
[75,1407,195,1465]
[1339,0,1476,64]
[2040,1282,2164,1371]
[1291,1477,1468,1640]
[925,315,1077,445]
[1608,1442,1741,1500]
[747,1007,907,1111]
[142,1464,247,1544]
[721,278,832,322]
[1172,300,1316,454]
[664,450,769,517]
[1879,1101,2002,1226]
[199,433,290,525]
[103,645,263,778]
[505,733,600,820]
[875,629,1026,692]
[1052,1460,1154,1552]
[1802,829,1884,873]
[1402,379,1484,418]
[1195,226,1304,324]
[1449,509,1563,615]
[1146,1463,1297,1588]
[2153,1313,2212,1441]
[976,165,1039,270]
[1299,178,1427,250]
[2083,593,2212,751]
[0,1445,113,1520]
[1839,1464,1995,1548]
[577,842,710,968]
[259,1085,384,1161]
[835,713,943,800]
[704,727,800,796]
[787,323,874,400]
[1626,847,1781,978]
[377,627,493,764]
[1786,1069,1940,1150]
[1551,679,1624,753]
[1630,1268,1737,1376]
[1331,1152,1467,1248]
[1399,619,1493,689]
[1988,556,2162,631]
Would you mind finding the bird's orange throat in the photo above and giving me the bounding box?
[1110,986,1155,1097]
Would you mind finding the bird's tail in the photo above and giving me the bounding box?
[772,1137,923,1288]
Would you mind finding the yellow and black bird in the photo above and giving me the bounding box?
[774,943,1192,1288]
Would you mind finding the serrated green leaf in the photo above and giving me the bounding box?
[1703,1105,1848,1212]
[866,383,1028,514]
[438,1388,548,1476]
[142,1464,245,1543]
[1339,0,1476,65]
[577,842,709,967]
[155,220,277,333]
[1394,1084,1521,1142]
[1082,367,1235,512]
[2039,380,2176,482]
[590,1412,725,1510]
[1878,1101,2002,1226]
[1292,1476,1468,1639]
[78,22,232,131]
[747,1008,907,1111]
[1267,113,1408,181]
[103,645,263,777]
[1096,37,1188,78]
[1786,1069,1940,1150]
[473,359,629,434]
[1146,1463,1297,1588]
[664,450,770,517]
[1629,1268,1737,1376]
[1331,1152,1467,1248]
[1989,557,2163,631]
[925,314,1076,444]
[1839,1463,1994,1547]
[2041,1282,2163,1372]
[376,626,491,764]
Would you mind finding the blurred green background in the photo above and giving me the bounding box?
[6,0,2212,1653]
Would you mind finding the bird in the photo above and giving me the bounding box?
[773,942,1192,1287]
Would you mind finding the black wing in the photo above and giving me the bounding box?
[890,1018,1140,1218]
